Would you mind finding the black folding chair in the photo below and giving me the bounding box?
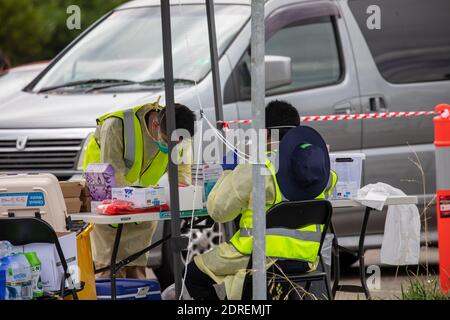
[0,217,78,300]
[241,200,333,300]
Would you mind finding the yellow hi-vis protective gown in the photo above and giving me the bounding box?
[194,158,337,299]
[84,102,192,267]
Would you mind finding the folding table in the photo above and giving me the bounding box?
[71,209,208,299]
[71,195,418,300]
[330,196,418,299]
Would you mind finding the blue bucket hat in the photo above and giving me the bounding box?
[276,126,330,201]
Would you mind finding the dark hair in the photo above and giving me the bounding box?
[265,100,300,140]
[159,103,196,137]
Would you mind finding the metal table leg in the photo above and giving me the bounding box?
[331,206,372,299]
[110,224,123,300]
[330,223,340,297]
[358,207,372,299]
[94,229,173,300]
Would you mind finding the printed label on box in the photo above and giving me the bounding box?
[112,187,166,208]
[0,192,45,207]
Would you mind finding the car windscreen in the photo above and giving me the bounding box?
[32,4,250,92]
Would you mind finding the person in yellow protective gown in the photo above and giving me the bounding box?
[85,101,196,279]
[185,100,337,300]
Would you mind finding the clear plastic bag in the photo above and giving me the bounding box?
[321,233,334,268]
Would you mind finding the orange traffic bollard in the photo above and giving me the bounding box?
[434,103,450,294]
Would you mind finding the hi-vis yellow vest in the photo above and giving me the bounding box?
[230,159,338,263]
[83,103,168,186]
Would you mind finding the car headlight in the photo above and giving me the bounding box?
[77,132,94,171]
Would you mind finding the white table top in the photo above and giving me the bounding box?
[70,208,208,225]
[331,195,418,208]
[70,196,418,225]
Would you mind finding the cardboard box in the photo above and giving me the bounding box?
[112,187,166,208]
[203,164,223,201]
[59,181,83,198]
[162,185,204,211]
[80,181,90,197]
[64,197,82,214]
[80,196,91,213]
[178,186,204,211]
[14,233,79,292]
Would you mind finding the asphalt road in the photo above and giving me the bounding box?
[335,247,440,300]
[149,247,441,300]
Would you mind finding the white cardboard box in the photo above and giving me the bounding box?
[15,232,79,292]
[175,186,204,211]
[112,187,166,208]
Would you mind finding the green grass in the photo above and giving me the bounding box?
[399,274,449,300]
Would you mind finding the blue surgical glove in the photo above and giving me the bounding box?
[221,149,239,171]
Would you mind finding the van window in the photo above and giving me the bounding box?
[349,0,450,84]
[229,17,342,101]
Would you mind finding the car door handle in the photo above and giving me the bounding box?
[334,103,353,115]
[369,97,388,113]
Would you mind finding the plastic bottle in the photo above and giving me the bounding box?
[0,254,33,300]
[0,241,13,300]
[0,260,6,300]
[0,241,13,259]
[19,252,43,299]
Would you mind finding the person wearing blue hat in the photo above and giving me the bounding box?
[277,125,332,201]
[185,100,338,300]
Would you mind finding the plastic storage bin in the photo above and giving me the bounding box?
[96,279,161,300]
[329,153,366,199]
[0,173,68,232]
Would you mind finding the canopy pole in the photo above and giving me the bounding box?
[160,0,183,299]
[251,0,266,300]
[206,0,223,125]
[205,0,235,241]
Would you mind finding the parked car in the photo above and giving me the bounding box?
[0,62,48,104]
[0,0,449,285]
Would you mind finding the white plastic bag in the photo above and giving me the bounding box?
[357,183,421,265]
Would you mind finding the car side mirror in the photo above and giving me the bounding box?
[265,55,292,90]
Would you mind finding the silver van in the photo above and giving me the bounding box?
[1,0,449,282]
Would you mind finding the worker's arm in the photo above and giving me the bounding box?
[206,164,276,223]
[97,118,131,187]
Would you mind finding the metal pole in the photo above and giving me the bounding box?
[160,0,183,299]
[205,0,224,126]
[251,0,266,300]
[205,0,234,241]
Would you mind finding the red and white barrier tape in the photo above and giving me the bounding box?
[220,110,441,128]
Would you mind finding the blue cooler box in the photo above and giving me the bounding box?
[96,279,162,300]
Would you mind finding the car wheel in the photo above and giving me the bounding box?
[154,219,222,291]
[180,219,222,265]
